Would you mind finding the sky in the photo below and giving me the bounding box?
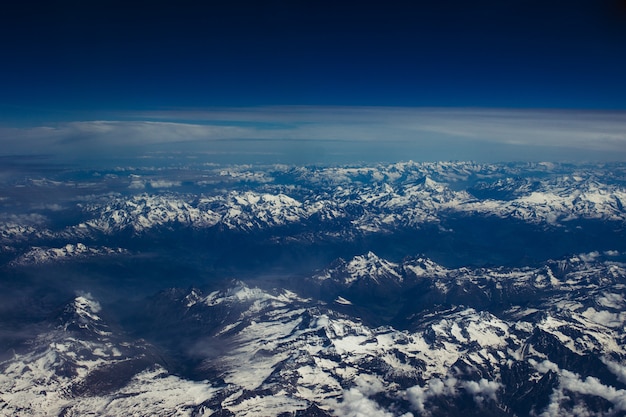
[1,0,626,164]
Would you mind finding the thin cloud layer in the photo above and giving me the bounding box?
[1,107,626,164]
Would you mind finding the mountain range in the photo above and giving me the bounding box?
[1,161,626,416]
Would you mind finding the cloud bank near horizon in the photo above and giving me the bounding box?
[2,107,626,165]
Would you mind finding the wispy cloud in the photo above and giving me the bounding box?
[133,106,626,149]
[1,107,626,163]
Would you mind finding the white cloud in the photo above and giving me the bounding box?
[533,360,626,416]
[406,377,458,413]
[0,213,48,225]
[2,107,626,163]
[149,180,181,188]
[128,180,145,189]
[353,374,387,396]
[333,388,394,417]
[0,121,245,159]
[134,106,626,153]
[578,251,601,262]
[462,378,500,403]
[602,358,626,385]
[406,376,500,412]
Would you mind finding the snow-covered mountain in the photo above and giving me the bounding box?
[0,294,218,416]
[72,170,624,237]
[314,251,404,286]
[9,243,128,266]
[2,252,626,416]
[2,161,626,416]
[4,162,626,245]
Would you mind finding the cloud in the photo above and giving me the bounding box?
[333,388,395,417]
[578,251,601,262]
[406,376,500,412]
[149,180,181,188]
[0,121,243,157]
[462,378,501,404]
[601,358,626,385]
[2,107,626,164]
[406,377,458,413]
[129,179,145,189]
[353,374,387,396]
[134,106,626,154]
[0,213,48,225]
[329,374,412,417]
[532,359,626,416]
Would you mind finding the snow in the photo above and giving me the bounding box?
[465,318,509,347]
[72,367,217,417]
[450,322,467,343]
[56,162,626,243]
[74,295,102,317]
[581,307,625,328]
[4,161,626,415]
[332,335,371,355]
[335,296,353,305]
[342,252,403,285]
[11,243,128,265]
[4,258,626,415]
[597,293,624,309]
[297,365,343,400]
[223,393,307,417]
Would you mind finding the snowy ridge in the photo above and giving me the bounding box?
[61,294,108,335]
[2,256,626,416]
[10,243,128,266]
[191,287,516,415]
[79,194,221,233]
[466,176,626,224]
[202,191,306,231]
[0,223,45,242]
[0,213,53,243]
[15,162,621,242]
[154,257,626,417]
[0,294,217,417]
[2,161,626,416]
[403,256,450,278]
[314,251,403,286]
[312,251,626,302]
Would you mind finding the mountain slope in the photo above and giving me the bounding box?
[3,253,626,416]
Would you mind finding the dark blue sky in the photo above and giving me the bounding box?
[1,0,625,121]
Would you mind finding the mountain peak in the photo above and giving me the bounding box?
[59,293,110,336]
[403,256,449,278]
[317,252,403,286]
